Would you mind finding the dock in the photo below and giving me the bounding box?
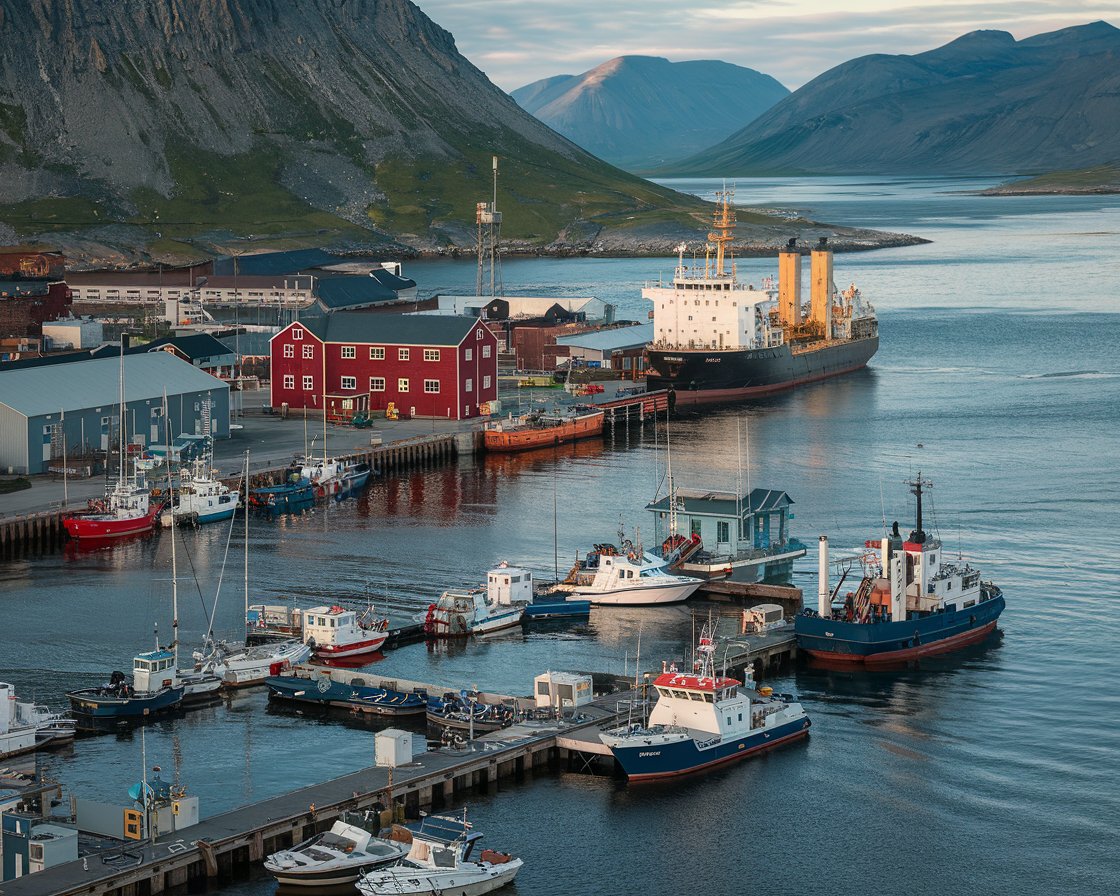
[695,580,804,617]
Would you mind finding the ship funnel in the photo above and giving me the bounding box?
[810,237,834,336]
[817,536,830,616]
[778,239,802,326]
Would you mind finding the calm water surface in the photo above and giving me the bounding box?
[1,177,1117,895]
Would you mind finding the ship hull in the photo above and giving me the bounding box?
[647,336,878,405]
[605,715,811,781]
[63,503,161,540]
[794,593,1005,664]
[483,413,604,452]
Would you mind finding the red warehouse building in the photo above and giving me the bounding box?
[269,313,499,420]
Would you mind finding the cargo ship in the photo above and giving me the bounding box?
[482,406,603,452]
[644,190,878,405]
[795,476,1005,665]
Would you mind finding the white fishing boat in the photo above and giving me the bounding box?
[356,812,523,896]
[264,810,406,889]
[1,683,75,759]
[421,590,524,638]
[304,605,389,658]
[553,532,702,606]
[171,452,241,525]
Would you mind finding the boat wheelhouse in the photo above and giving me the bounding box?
[648,487,805,581]
[303,605,389,658]
[67,648,185,728]
[422,590,524,638]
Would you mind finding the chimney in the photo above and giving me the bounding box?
[810,236,833,335]
[778,238,801,326]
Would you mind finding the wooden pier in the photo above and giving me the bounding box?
[0,693,627,896]
[0,509,66,560]
[695,580,804,617]
[595,388,671,426]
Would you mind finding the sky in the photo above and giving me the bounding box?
[417,0,1117,90]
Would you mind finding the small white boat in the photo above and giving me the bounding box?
[356,812,523,896]
[193,638,311,688]
[421,591,524,638]
[264,810,406,889]
[554,542,702,606]
[171,455,241,525]
[1,683,75,759]
[304,605,390,658]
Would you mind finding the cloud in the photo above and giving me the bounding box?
[417,0,1117,89]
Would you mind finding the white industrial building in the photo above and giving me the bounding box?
[0,353,230,474]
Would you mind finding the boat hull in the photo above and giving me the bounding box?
[605,715,811,781]
[312,634,389,659]
[570,578,702,606]
[63,503,161,540]
[265,675,426,716]
[483,413,603,452]
[67,686,184,729]
[521,599,590,619]
[358,860,523,896]
[794,593,1005,664]
[267,860,395,892]
[647,336,878,406]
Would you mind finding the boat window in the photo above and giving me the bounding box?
[689,692,704,701]
[705,693,714,703]
[738,712,743,721]
[671,689,688,698]
[964,599,976,608]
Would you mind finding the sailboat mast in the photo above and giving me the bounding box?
[164,392,178,668]
[118,341,126,485]
[243,451,250,623]
[666,407,677,537]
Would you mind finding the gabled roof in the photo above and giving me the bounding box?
[0,353,228,418]
[132,333,234,361]
[212,248,339,276]
[315,276,403,310]
[298,313,483,347]
[646,487,793,519]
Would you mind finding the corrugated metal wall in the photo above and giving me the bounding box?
[0,403,29,473]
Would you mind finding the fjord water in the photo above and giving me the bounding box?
[2,177,1117,895]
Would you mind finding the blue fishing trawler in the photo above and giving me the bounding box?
[67,649,185,730]
[249,468,314,514]
[599,624,810,780]
[795,475,1006,665]
[265,672,426,716]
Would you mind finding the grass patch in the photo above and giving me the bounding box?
[1007,162,1120,189]
[0,478,32,495]
[0,195,105,235]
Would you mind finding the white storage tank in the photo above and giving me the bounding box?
[375,729,417,767]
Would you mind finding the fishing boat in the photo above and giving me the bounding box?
[1,683,75,759]
[248,468,315,514]
[421,590,523,638]
[171,453,241,525]
[483,405,604,453]
[600,623,810,780]
[67,650,185,730]
[265,672,427,717]
[263,809,407,890]
[485,564,590,620]
[552,532,703,606]
[794,475,1006,665]
[304,605,390,658]
[356,812,523,896]
[426,692,517,733]
[644,189,879,405]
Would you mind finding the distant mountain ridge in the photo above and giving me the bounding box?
[512,56,788,171]
[673,22,1120,175]
[0,0,714,264]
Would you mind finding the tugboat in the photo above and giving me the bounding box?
[264,810,407,889]
[644,189,878,405]
[356,811,523,896]
[795,475,1006,665]
[600,624,810,780]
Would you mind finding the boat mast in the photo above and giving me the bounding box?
[164,392,178,669]
[708,186,737,280]
[243,451,250,625]
[118,340,127,487]
[666,408,677,538]
[908,472,931,544]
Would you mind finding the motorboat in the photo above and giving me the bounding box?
[263,810,407,890]
[426,692,516,733]
[194,638,311,688]
[1,682,75,759]
[265,672,427,717]
[421,591,523,638]
[356,812,523,896]
[553,540,702,606]
[304,605,390,658]
[67,651,184,731]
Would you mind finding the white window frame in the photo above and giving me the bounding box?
[424,349,440,362]
[424,379,440,393]
[370,377,386,392]
[340,375,356,390]
[465,378,473,393]
[302,375,314,391]
[398,348,410,361]
[283,374,295,389]
[398,378,410,392]
[302,344,314,359]
[370,346,385,360]
[482,344,491,358]
[341,345,356,359]
[292,327,304,341]
[483,375,491,390]
[465,348,473,361]
[283,344,294,358]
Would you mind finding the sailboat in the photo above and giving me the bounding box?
[63,344,162,540]
[194,453,312,686]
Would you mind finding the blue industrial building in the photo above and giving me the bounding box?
[0,353,230,474]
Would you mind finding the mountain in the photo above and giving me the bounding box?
[512,57,788,171]
[672,22,1120,176]
[0,0,717,265]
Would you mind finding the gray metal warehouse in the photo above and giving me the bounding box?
[0,353,230,474]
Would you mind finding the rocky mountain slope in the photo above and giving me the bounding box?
[512,56,788,171]
[672,22,1120,176]
[0,0,724,264]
